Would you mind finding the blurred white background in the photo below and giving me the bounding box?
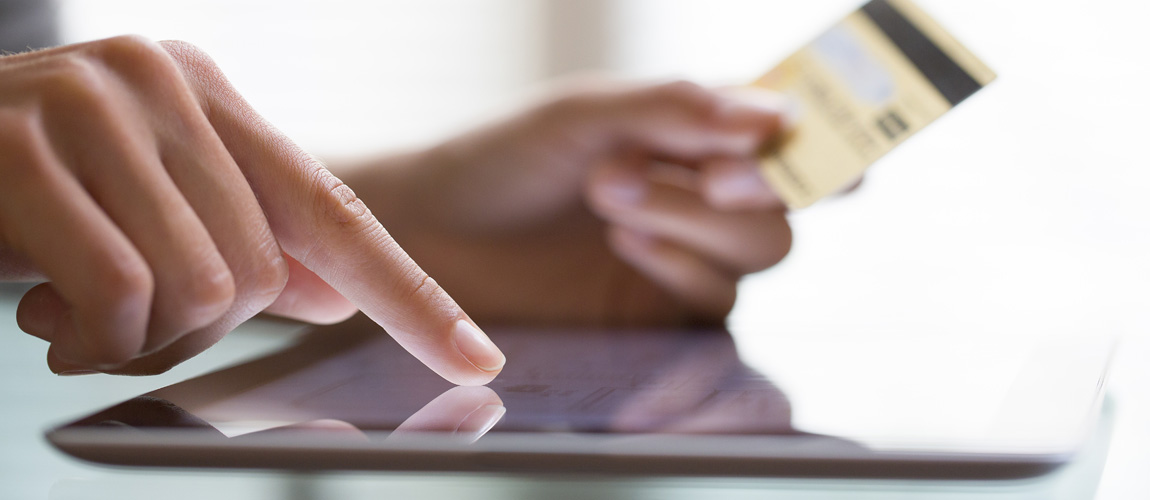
[43,0,1150,497]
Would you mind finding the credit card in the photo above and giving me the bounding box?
[754,0,996,208]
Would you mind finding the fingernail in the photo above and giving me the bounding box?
[453,320,505,372]
[775,96,801,131]
[57,369,99,377]
[616,228,656,252]
[457,404,506,440]
[713,163,771,201]
[597,172,647,206]
[722,87,801,130]
[15,310,52,336]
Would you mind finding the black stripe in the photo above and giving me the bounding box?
[861,0,982,106]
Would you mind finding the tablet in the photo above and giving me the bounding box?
[47,315,1113,479]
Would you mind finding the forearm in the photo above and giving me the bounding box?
[327,102,573,236]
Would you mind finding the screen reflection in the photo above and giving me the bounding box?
[66,322,802,443]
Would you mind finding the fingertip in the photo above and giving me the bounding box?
[46,305,146,370]
[607,225,656,258]
[450,319,505,386]
[445,370,501,387]
[717,86,800,130]
[15,283,63,342]
[46,344,102,376]
[586,157,648,210]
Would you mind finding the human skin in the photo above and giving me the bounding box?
[0,36,502,385]
[0,36,790,383]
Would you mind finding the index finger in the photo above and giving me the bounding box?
[159,41,505,386]
[576,80,790,160]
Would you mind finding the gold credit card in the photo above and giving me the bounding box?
[754,0,996,208]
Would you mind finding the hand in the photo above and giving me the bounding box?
[343,80,792,325]
[0,36,504,384]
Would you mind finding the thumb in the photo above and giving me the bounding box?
[261,253,359,325]
[594,81,790,161]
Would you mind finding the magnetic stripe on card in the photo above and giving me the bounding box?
[861,0,983,106]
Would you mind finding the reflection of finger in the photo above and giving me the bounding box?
[247,419,368,442]
[606,226,736,319]
[699,158,784,211]
[588,161,792,274]
[262,254,359,325]
[394,386,505,443]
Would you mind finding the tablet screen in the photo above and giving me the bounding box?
[59,315,1110,459]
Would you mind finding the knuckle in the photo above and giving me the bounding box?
[750,219,793,270]
[40,55,111,106]
[312,168,377,233]
[79,259,154,362]
[656,79,705,99]
[0,111,57,219]
[402,272,455,318]
[175,261,236,327]
[406,274,437,303]
[99,259,154,313]
[239,243,289,310]
[89,35,189,90]
[155,39,225,82]
[91,35,169,67]
[156,39,210,64]
[653,79,719,115]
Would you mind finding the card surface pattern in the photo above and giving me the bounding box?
[755,0,996,208]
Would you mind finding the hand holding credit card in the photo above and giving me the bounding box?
[754,0,996,208]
